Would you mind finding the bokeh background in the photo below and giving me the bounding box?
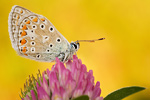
[0,0,150,100]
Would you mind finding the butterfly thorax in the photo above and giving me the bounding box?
[59,42,79,62]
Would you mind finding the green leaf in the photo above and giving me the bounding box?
[72,95,89,100]
[104,86,145,100]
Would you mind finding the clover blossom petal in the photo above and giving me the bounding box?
[20,55,103,100]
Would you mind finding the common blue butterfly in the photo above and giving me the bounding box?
[8,5,104,62]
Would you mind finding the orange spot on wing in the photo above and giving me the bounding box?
[32,17,38,22]
[40,18,45,21]
[21,31,27,37]
[22,25,27,30]
[17,16,20,19]
[26,20,30,24]
[20,10,23,14]
[16,21,18,25]
[22,47,27,53]
[21,39,27,45]
[24,54,28,56]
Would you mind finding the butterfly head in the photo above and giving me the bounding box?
[70,42,80,52]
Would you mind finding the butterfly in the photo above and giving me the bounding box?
[8,5,105,62]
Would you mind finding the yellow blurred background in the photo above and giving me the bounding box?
[0,0,150,100]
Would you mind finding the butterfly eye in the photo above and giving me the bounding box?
[72,44,75,48]
[71,42,78,50]
[71,44,76,49]
[40,24,45,29]
[56,38,61,43]
[73,44,77,49]
[49,26,54,32]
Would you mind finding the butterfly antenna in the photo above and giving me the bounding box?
[75,38,105,43]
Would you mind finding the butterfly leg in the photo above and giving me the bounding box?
[75,52,77,56]
[51,63,56,70]
[57,53,65,62]
[63,51,72,63]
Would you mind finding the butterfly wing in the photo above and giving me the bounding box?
[8,5,70,62]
